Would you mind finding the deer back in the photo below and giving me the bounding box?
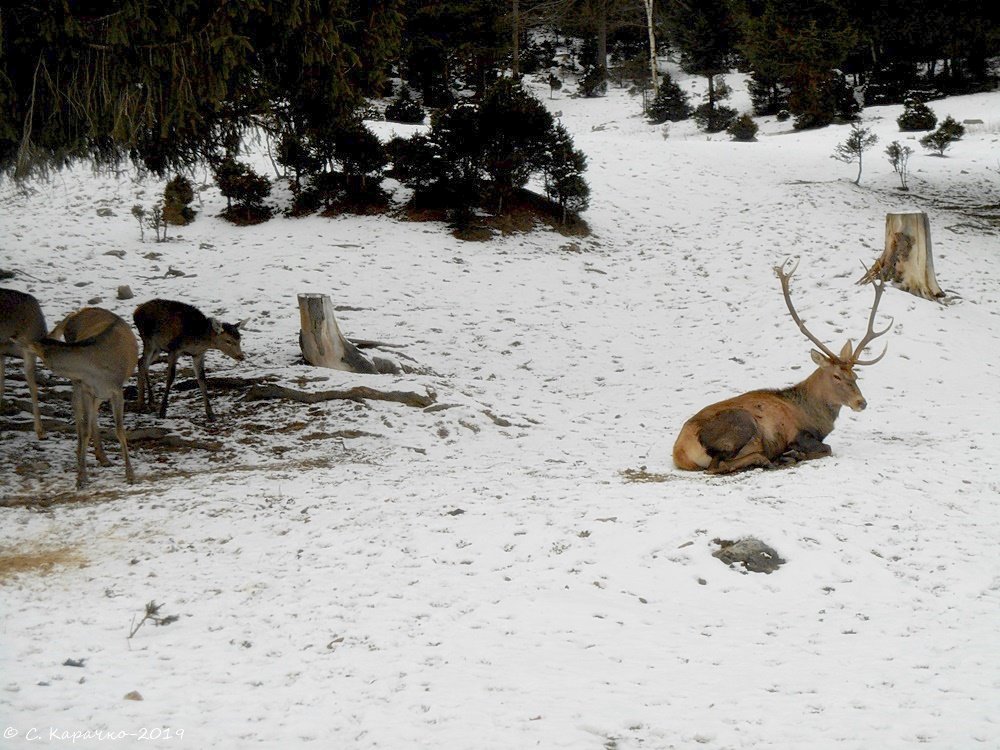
[133,298,243,359]
[1,288,47,346]
[34,309,138,396]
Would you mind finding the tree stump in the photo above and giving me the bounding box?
[858,212,944,300]
[297,294,378,373]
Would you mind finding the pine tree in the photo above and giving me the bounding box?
[0,1,403,180]
[646,75,693,124]
[544,124,590,223]
[389,80,588,224]
[402,0,508,105]
[897,99,937,131]
[335,121,389,194]
[885,141,913,190]
[832,123,878,184]
[478,80,554,213]
[663,0,738,129]
[385,85,426,124]
[738,0,857,130]
[214,158,272,224]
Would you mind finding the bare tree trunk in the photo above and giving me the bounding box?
[644,0,658,93]
[858,212,945,300]
[512,0,520,77]
[595,0,608,79]
[298,294,378,373]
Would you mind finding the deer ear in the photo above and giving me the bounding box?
[210,317,223,334]
[839,340,853,361]
[810,349,831,367]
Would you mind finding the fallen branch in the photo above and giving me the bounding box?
[126,427,223,452]
[244,383,436,408]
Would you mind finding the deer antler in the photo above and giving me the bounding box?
[851,275,893,365]
[774,258,840,362]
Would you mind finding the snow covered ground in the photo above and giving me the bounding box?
[2,71,999,749]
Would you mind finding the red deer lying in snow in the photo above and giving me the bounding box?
[673,260,892,474]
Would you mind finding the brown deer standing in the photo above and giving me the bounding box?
[673,260,892,474]
[133,299,245,422]
[1,288,47,439]
[31,307,138,489]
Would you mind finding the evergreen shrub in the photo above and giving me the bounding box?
[727,113,759,141]
[214,158,272,224]
[897,99,937,131]
[693,103,737,133]
[646,76,693,124]
[162,176,195,225]
[385,86,426,124]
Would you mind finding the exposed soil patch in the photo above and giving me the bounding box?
[0,546,84,581]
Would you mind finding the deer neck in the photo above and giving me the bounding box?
[37,339,102,382]
[787,370,842,438]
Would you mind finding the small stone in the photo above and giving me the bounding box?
[117,285,134,300]
[124,691,143,701]
[104,249,126,259]
[96,207,114,217]
[63,658,86,668]
[87,296,102,305]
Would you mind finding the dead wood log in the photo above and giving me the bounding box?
[244,383,435,408]
[858,212,945,300]
[125,427,223,451]
[298,294,379,373]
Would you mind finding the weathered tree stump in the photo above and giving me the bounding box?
[298,294,378,373]
[858,212,945,300]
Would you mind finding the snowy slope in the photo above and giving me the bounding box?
[1,73,999,749]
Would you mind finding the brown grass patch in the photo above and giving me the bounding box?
[451,225,493,242]
[0,546,84,582]
[620,467,675,483]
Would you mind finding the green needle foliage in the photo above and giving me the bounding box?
[0,1,402,181]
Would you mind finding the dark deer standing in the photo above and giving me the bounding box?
[1,288,47,439]
[673,260,892,474]
[133,299,245,422]
[32,307,138,489]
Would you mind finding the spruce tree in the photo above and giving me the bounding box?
[738,0,857,130]
[663,0,738,129]
[0,1,403,180]
[478,80,554,213]
[646,75,693,124]
[543,124,590,223]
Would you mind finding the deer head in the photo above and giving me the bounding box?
[776,258,893,412]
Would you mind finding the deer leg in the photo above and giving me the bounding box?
[111,390,134,484]
[781,432,833,464]
[159,352,178,419]
[136,343,147,411]
[192,352,214,422]
[708,452,774,474]
[22,349,45,439]
[73,387,91,490]
[698,409,762,470]
[137,342,157,412]
[89,395,110,466]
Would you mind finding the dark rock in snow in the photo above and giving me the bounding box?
[712,538,785,574]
